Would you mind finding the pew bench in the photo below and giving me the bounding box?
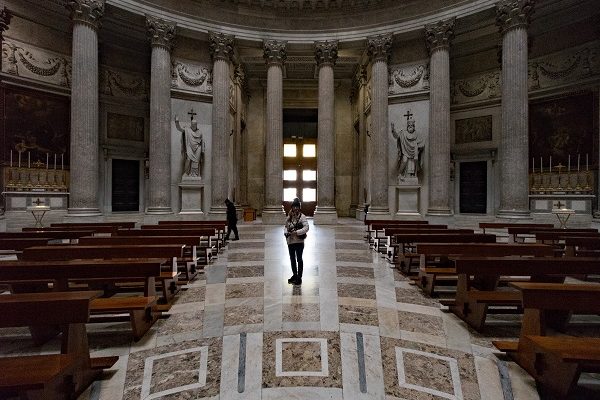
[118,228,218,257]
[384,228,472,263]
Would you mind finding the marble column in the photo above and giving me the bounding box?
[314,40,338,224]
[425,18,455,216]
[349,84,359,217]
[496,0,534,218]
[146,16,175,214]
[366,34,392,218]
[66,0,104,216]
[357,66,368,219]
[262,39,287,224]
[234,64,246,206]
[0,7,11,72]
[209,32,234,218]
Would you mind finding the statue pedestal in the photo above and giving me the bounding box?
[395,184,421,217]
[179,177,204,215]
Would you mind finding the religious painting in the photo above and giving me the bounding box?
[529,92,595,169]
[455,115,492,144]
[0,85,70,167]
[107,112,145,142]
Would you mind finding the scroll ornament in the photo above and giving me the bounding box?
[2,41,71,87]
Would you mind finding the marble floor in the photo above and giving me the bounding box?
[1,218,552,399]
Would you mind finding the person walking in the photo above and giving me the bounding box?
[224,198,239,241]
[284,198,309,285]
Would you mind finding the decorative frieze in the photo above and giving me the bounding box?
[496,0,535,34]
[100,67,148,100]
[0,7,12,40]
[229,79,236,111]
[314,40,338,67]
[451,70,500,104]
[425,17,455,54]
[146,16,176,50]
[388,62,430,95]
[364,81,372,113]
[2,39,72,87]
[209,32,234,62]
[366,34,392,62]
[67,0,104,29]
[263,39,287,66]
[171,60,211,93]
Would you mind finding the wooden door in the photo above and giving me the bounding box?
[459,161,487,214]
[283,138,317,216]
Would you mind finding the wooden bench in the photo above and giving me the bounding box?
[119,228,218,255]
[0,238,51,252]
[0,259,165,340]
[506,227,598,244]
[0,291,117,399]
[564,236,600,257]
[479,222,554,235]
[450,257,600,331]
[144,223,227,249]
[415,243,554,296]
[372,224,450,252]
[391,233,497,274]
[384,228,473,261]
[0,230,95,241]
[365,220,430,247]
[51,221,135,229]
[493,282,600,397]
[23,226,118,235]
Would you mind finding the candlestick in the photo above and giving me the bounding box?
[54,154,56,170]
[532,157,535,173]
[28,152,30,168]
[10,150,12,167]
[46,153,49,169]
[577,154,580,172]
[586,153,588,171]
[568,155,570,172]
[550,156,552,172]
[18,152,21,168]
[61,154,63,170]
[540,157,543,173]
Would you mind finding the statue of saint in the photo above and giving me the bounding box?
[175,115,204,178]
[391,112,424,182]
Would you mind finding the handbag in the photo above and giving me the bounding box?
[298,233,307,240]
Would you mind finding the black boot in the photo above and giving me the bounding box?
[288,275,297,284]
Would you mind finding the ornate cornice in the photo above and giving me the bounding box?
[314,40,338,67]
[0,7,12,40]
[496,0,535,35]
[263,39,287,66]
[67,0,104,30]
[425,17,455,54]
[146,16,176,50]
[209,32,234,62]
[367,34,392,63]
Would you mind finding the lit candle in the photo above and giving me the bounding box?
[46,153,49,169]
[568,155,570,172]
[28,152,30,168]
[10,150,12,167]
[54,154,56,170]
[18,152,21,168]
[540,157,543,173]
[532,157,535,173]
[577,154,580,172]
[61,154,63,170]
[586,154,589,171]
[549,156,552,172]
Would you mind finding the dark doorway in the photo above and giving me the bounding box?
[459,161,487,214]
[112,159,139,212]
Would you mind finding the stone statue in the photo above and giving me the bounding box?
[391,112,424,182]
[175,115,204,178]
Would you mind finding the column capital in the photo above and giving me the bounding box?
[425,17,455,54]
[367,34,392,63]
[314,40,338,67]
[146,16,176,50]
[67,0,104,30]
[263,39,287,66]
[209,32,235,62]
[0,7,12,40]
[496,0,535,35]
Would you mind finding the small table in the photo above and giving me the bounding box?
[552,207,575,229]
[26,205,51,228]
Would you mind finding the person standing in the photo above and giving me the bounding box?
[284,197,309,285]
[224,198,239,241]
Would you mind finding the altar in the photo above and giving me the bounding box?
[1,164,69,211]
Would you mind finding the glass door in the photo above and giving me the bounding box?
[283,138,317,216]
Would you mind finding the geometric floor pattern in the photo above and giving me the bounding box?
[0,218,544,400]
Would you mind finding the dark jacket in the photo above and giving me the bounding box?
[226,201,237,222]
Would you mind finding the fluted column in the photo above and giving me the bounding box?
[146,16,175,214]
[262,40,287,224]
[66,0,104,216]
[209,32,234,218]
[314,40,338,224]
[425,18,455,216]
[366,34,392,217]
[357,66,368,219]
[497,0,534,218]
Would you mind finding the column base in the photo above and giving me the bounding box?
[179,181,204,215]
[262,205,286,225]
[313,206,338,225]
[426,207,453,216]
[208,205,227,221]
[67,207,102,217]
[364,206,390,220]
[496,209,531,219]
[145,207,173,215]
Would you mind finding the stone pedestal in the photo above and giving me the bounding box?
[396,185,421,217]
[262,206,286,225]
[313,206,338,225]
[179,178,204,214]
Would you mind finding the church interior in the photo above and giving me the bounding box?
[1,0,600,398]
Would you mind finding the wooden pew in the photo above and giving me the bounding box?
[366,220,431,248]
[119,228,218,255]
[391,233,496,273]
[0,231,95,241]
[533,231,600,257]
[143,223,226,249]
[156,220,227,243]
[506,227,598,244]
[415,243,554,296]
[564,236,600,257]
[493,282,600,397]
[364,219,428,244]
[23,226,118,235]
[479,222,554,234]
[0,259,165,340]
[450,257,600,331]
[373,224,449,252]
[384,228,472,261]
[51,222,135,229]
[0,291,117,400]
[0,238,51,252]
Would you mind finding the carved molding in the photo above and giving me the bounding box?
[496,0,535,35]
[0,7,12,40]
[171,60,211,94]
[263,39,287,66]
[364,80,372,112]
[67,0,105,30]
[425,17,455,54]
[367,34,392,63]
[388,62,429,94]
[234,63,249,97]
[146,16,176,50]
[229,79,236,111]
[100,67,148,100]
[2,39,72,87]
[452,71,500,104]
[209,32,234,62]
[314,40,338,67]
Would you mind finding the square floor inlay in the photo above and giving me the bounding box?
[397,311,444,336]
[338,304,379,326]
[336,266,374,279]
[174,287,206,304]
[157,310,203,336]
[336,253,373,263]
[228,252,265,262]
[224,304,263,326]
[227,265,264,278]
[282,303,320,322]
[337,283,376,300]
[277,338,328,376]
[225,282,264,299]
[395,287,439,307]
